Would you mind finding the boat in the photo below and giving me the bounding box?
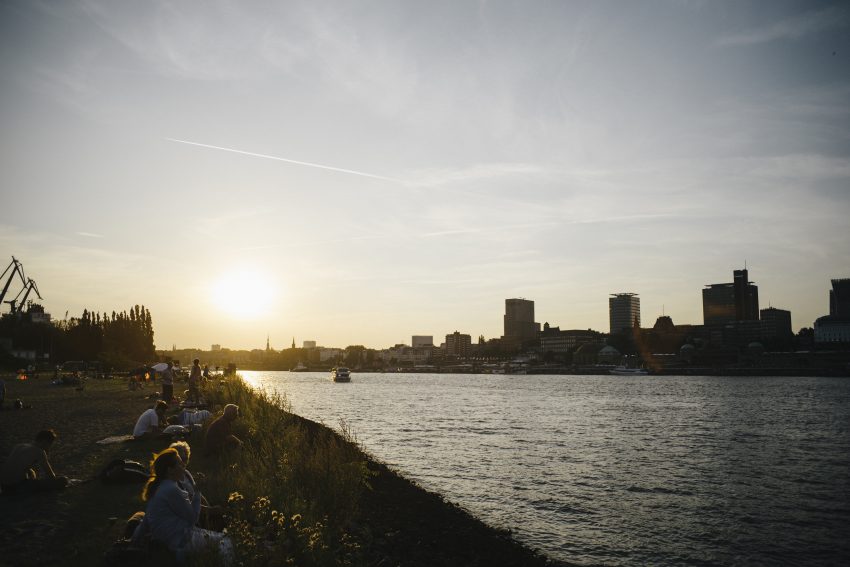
[291,362,309,372]
[331,367,351,382]
[609,366,649,376]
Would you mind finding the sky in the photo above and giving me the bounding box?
[1,0,849,350]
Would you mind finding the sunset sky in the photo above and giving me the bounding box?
[1,1,848,350]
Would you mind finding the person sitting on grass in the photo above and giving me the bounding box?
[204,404,242,456]
[140,447,233,563]
[169,441,224,529]
[133,400,168,439]
[0,429,68,493]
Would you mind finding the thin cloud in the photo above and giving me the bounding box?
[166,138,403,183]
[411,163,551,188]
[717,5,848,46]
[76,231,104,238]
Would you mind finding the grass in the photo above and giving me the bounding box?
[0,373,560,567]
[0,375,372,566]
[197,377,372,566]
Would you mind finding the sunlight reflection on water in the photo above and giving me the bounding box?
[242,371,850,566]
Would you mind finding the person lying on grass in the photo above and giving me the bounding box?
[167,408,212,427]
[132,400,168,439]
[0,429,68,493]
[204,403,243,456]
[136,447,233,563]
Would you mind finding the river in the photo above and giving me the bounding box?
[241,371,850,566]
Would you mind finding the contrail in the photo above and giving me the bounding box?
[166,138,402,183]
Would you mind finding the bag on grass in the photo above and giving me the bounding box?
[99,459,149,484]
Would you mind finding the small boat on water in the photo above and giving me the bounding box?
[291,362,309,372]
[609,366,650,376]
[332,367,351,382]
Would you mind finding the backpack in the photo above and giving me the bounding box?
[99,459,149,484]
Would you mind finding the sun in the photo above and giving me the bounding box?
[210,270,276,319]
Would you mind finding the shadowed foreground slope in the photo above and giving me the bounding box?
[0,375,565,566]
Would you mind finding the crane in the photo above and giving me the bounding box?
[6,277,42,314]
[0,256,27,309]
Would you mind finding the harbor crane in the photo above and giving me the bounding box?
[6,277,43,314]
[0,256,27,309]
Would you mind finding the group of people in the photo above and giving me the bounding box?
[129,441,233,563]
[126,396,242,563]
[131,399,242,456]
[128,358,212,404]
[2,356,243,565]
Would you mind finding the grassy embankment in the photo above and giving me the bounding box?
[0,374,559,567]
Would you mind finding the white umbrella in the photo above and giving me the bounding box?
[151,362,169,372]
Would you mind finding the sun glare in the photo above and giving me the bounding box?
[210,270,276,319]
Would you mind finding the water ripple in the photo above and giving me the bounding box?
[243,372,850,566]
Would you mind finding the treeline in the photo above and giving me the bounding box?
[54,305,155,367]
[0,305,156,370]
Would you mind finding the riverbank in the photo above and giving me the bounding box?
[0,375,561,566]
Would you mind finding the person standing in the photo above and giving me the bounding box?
[188,359,202,404]
[161,361,175,403]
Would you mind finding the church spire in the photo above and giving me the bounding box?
[291,337,296,349]
[266,335,270,351]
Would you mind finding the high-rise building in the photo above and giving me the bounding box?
[702,284,735,325]
[302,341,317,349]
[830,278,850,317]
[703,269,759,325]
[760,307,792,339]
[412,335,433,348]
[815,278,850,343]
[503,298,540,340]
[609,293,640,334]
[445,331,472,357]
[733,269,759,320]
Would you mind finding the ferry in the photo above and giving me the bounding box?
[332,367,352,383]
[609,366,650,376]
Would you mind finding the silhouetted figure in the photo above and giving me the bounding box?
[161,362,175,403]
[0,429,68,493]
[187,359,202,404]
[204,404,242,455]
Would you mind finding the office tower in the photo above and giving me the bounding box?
[703,268,760,325]
[830,278,850,317]
[702,284,735,325]
[445,331,472,357]
[504,298,540,340]
[815,278,850,343]
[760,307,792,339]
[609,293,640,334]
[733,269,759,320]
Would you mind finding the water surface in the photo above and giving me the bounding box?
[242,371,850,566]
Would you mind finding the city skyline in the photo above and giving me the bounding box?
[2,1,849,350]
